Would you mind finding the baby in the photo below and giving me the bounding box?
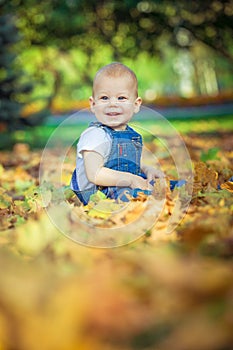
[70,62,164,205]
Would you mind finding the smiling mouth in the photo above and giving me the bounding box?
[106,112,121,117]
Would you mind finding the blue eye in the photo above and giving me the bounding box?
[118,96,127,101]
[100,96,108,101]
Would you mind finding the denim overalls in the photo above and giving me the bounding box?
[71,122,147,205]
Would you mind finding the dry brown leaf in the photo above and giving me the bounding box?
[194,162,218,192]
[220,181,233,192]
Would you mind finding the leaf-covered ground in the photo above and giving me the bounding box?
[0,127,233,350]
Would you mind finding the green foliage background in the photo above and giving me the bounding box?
[1,0,233,117]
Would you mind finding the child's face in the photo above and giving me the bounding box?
[89,75,142,130]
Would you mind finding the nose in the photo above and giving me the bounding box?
[109,97,118,105]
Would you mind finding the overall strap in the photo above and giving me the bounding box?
[88,121,143,174]
[89,121,142,141]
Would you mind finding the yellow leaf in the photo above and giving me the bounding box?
[89,190,107,203]
[38,190,52,207]
[0,190,12,209]
[220,181,233,192]
[0,164,4,177]
[88,199,123,219]
[14,213,60,255]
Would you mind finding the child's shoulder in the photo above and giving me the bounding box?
[80,124,111,141]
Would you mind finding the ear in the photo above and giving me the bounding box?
[89,96,95,113]
[134,97,142,113]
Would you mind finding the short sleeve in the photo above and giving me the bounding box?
[77,126,111,161]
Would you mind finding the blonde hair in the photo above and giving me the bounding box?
[93,62,138,97]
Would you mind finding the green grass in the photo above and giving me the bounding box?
[170,116,233,134]
[1,115,232,150]
[133,115,233,135]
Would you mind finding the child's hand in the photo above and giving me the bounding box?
[142,165,165,184]
[129,174,151,190]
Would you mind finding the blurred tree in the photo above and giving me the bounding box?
[0,7,31,131]
[12,0,233,64]
[0,0,50,134]
[4,0,232,111]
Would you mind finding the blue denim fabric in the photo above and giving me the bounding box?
[96,122,147,201]
[71,122,188,205]
[71,169,97,205]
[71,122,147,204]
[170,179,187,190]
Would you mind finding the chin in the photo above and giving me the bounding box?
[108,124,121,129]
[105,120,120,127]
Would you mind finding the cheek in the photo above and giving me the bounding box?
[93,104,104,112]
[124,106,135,115]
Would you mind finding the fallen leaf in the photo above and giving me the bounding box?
[220,181,233,192]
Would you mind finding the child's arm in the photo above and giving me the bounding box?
[83,150,149,190]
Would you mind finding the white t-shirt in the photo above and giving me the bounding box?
[71,126,112,191]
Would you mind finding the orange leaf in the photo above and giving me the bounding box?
[220,181,233,192]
